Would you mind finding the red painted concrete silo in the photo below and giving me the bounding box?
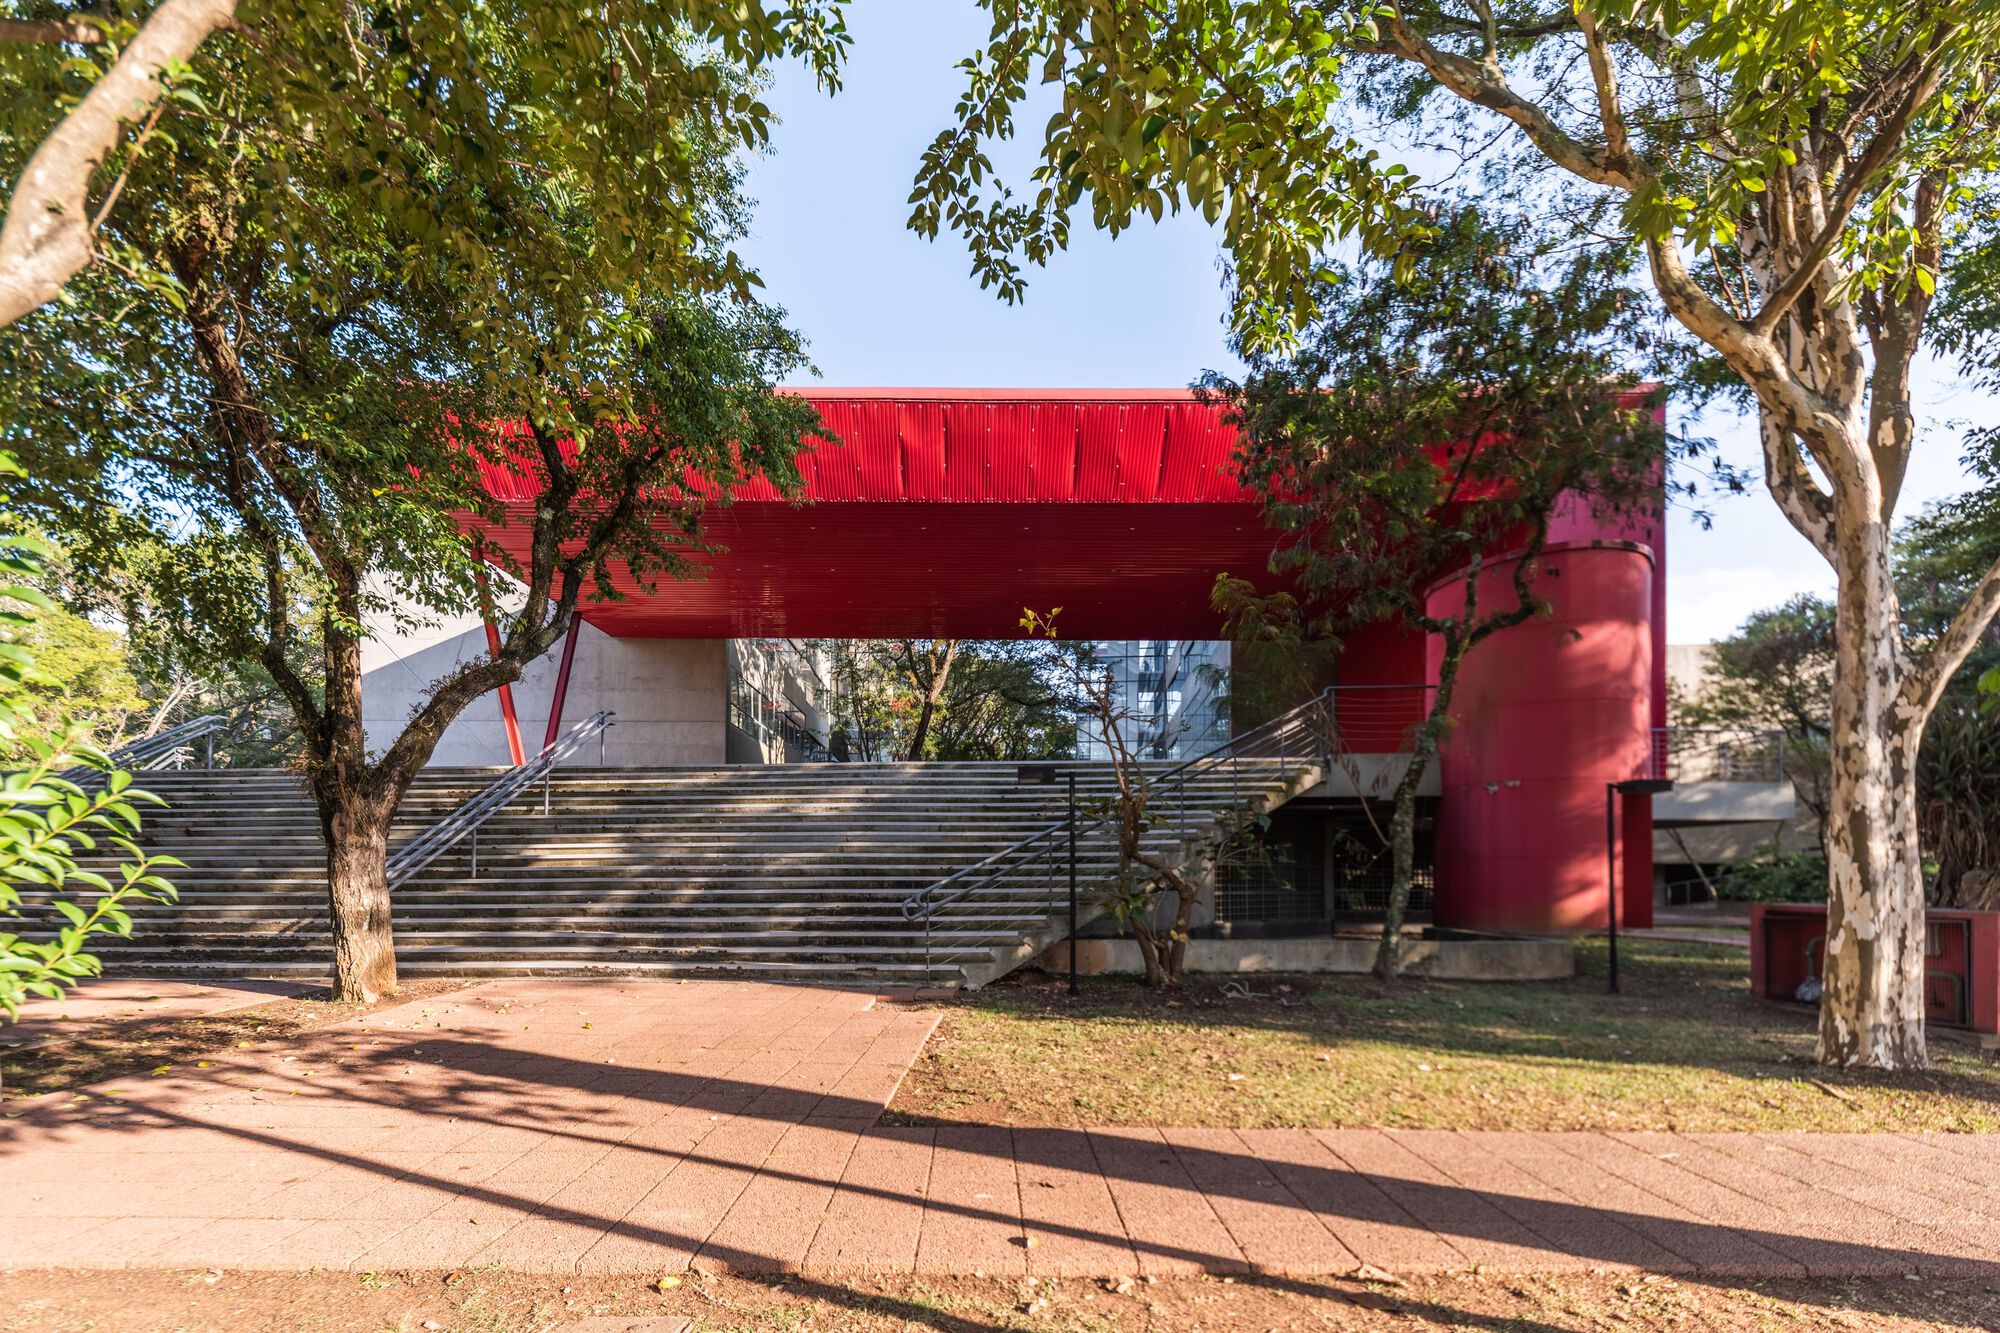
[1425,541,1657,932]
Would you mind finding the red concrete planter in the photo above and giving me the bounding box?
[1750,902,2000,1036]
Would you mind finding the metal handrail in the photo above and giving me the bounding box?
[386,710,615,889]
[901,687,1338,932]
[60,714,226,783]
[1650,726,1788,783]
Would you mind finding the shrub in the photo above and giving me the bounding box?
[1918,704,2000,903]
[1716,853,1828,904]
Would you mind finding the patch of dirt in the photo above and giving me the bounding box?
[1,978,474,1099]
[2,1267,1995,1332]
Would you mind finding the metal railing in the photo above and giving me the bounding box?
[1650,727,1788,784]
[898,688,1341,971]
[386,710,614,889]
[59,714,226,784]
[728,692,842,763]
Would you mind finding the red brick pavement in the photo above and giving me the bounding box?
[3,979,1996,1280]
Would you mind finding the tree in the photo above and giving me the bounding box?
[1209,211,1675,977]
[10,598,144,748]
[0,454,178,1030]
[887,639,963,760]
[916,0,2000,1069]
[821,638,1086,761]
[1681,594,1838,844]
[924,642,1087,760]
[1897,467,2000,700]
[1022,610,1209,987]
[2,6,838,1002]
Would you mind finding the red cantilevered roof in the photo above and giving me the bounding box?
[470,389,1279,639]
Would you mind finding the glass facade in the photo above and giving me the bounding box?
[723,638,1232,764]
[1074,640,1231,762]
[725,639,840,763]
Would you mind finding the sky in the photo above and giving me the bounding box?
[739,0,1991,646]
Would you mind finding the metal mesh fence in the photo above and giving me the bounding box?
[1214,807,1436,925]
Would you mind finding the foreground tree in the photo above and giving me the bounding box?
[1020,610,1208,986]
[2,5,840,1001]
[0,455,177,1029]
[1210,212,1681,977]
[917,0,2000,1068]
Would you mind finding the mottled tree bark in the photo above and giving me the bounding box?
[1818,502,1931,1065]
[323,799,398,1002]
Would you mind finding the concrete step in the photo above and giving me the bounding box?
[83,757,1316,986]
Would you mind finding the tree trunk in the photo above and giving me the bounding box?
[1376,642,1460,979]
[325,799,398,1002]
[1819,516,1929,1068]
[1133,923,1165,987]
[903,640,960,761]
[1373,778,1423,979]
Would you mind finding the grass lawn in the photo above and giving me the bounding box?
[2,1268,1993,1332]
[885,939,2000,1132]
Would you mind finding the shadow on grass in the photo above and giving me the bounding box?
[908,938,2000,1115]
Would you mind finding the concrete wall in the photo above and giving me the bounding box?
[1665,642,1718,715]
[360,615,726,767]
[1036,935,1575,981]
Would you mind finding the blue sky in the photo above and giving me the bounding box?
[739,0,1988,644]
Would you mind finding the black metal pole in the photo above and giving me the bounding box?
[1606,781,1620,995]
[1067,770,1080,998]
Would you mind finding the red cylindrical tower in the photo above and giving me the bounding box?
[1426,541,1656,932]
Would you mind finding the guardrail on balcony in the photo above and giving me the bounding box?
[1650,727,1788,783]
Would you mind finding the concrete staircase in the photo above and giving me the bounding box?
[75,759,1321,987]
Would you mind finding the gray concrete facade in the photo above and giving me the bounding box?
[360,616,726,767]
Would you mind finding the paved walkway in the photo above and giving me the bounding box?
[5,979,1998,1279]
[2,978,314,1051]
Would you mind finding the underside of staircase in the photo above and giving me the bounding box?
[72,760,1319,987]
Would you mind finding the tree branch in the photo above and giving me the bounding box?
[1574,6,1632,175]
[1758,411,1838,560]
[1376,1,1641,190]
[1750,41,1950,339]
[0,17,108,43]
[1902,548,2000,722]
[0,0,236,328]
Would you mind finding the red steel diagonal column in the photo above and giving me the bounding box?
[472,537,527,767]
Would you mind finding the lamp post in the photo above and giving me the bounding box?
[1017,764,1080,997]
[1606,777,1675,994]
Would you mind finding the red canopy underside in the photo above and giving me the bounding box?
[473,391,1282,640]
